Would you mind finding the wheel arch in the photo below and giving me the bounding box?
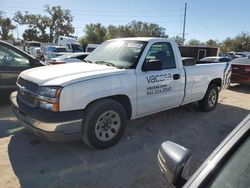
[210,78,222,90]
[85,94,132,120]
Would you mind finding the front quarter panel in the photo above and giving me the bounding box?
[59,70,137,116]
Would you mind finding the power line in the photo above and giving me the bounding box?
[1,5,184,13]
[3,10,183,18]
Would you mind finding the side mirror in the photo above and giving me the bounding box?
[158,141,191,187]
[142,59,163,71]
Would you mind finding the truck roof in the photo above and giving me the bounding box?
[110,37,171,42]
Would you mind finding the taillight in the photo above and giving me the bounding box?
[245,67,250,72]
[232,66,238,70]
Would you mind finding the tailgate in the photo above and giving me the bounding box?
[232,64,250,75]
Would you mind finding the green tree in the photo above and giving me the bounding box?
[78,36,87,45]
[220,32,250,52]
[84,23,107,44]
[44,5,74,41]
[13,11,50,42]
[206,39,219,47]
[232,32,250,51]
[220,38,233,52]
[187,39,205,46]
[128,20,167,38]
[84,20,168,43]
[22,29,40,41]
[171,35,184,45]
[106,25,132,39]
[13,5,74,42]
[0,11,16,40]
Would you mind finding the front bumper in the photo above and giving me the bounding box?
[10,91,82,142]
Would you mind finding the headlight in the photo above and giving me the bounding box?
[37,87,60,98]
[37,86,62,112]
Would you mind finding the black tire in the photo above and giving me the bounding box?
[82,99,127,149]
[199,84,219,112]
[41,55,45,61]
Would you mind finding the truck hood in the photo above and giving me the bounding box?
[20,63,127,86]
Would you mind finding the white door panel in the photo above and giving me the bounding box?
[136,42,183,116]
[136,69,183,116]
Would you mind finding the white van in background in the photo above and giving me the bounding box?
[55,36,83,52]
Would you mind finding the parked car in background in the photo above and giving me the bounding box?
[157,114,250,188]
[235,51,250,58]
[230,57,250,84]
[23,41,42,59]
[198,56,231,64]
[41,46,67,61]
[48,52,90,64]
[0,40,46,98]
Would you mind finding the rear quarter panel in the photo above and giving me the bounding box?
[183,63,226,104]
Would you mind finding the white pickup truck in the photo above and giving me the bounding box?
[10,37,231,149]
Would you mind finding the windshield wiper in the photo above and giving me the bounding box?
[82,59,93,64]
[94,60,117,67]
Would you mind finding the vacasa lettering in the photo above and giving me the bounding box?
[146,74,172,84]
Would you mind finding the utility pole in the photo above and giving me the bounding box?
[182,2,187,45]
[16,25,19,39]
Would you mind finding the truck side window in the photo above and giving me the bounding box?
[145,42,176,69]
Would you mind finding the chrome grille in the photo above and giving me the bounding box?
[18,77,38,93]
[17,77,38,107]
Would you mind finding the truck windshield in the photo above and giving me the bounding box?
[54,48,67,52]
[72,44,83,52]
[29,43,41,47]
[85,40,147,69]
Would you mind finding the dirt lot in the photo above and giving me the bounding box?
[0,84,249,188]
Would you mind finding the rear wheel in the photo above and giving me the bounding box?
[82,99,127,149]
[199,84,219,112]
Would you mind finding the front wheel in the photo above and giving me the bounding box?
[199,84,219,112]
[82,99,127,149]
[41,55,45,61]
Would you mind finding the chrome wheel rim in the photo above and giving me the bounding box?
[95,111,121,142]
[208,89,217,107]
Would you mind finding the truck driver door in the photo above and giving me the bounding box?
[136,42,183,116]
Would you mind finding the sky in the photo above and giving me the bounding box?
[1,0,250,42]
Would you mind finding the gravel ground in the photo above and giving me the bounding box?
[0,84,249,188]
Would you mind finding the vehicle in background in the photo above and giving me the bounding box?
[0,40,46,98]
[235,51,250,58]
[157,114,250,188]
[41,46,67,61]
[179,45,219,60]
[86,44,99,52]
[227,51,250,59]
[56,36,83,52]
[48,52,90,64]
[198,56,231,64]
[23,41,42,59]
[230,57,250,84]
[10,37,231,149]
